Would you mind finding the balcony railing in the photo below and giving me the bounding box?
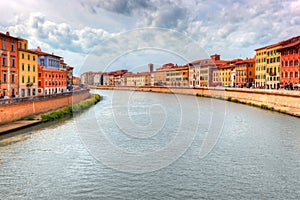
[0,89,90,105]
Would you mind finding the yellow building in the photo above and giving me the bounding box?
[265,45,281,89]
[255,48,267,88]
[166,66,189,87]
[18,38,38,97]
[126,72,151,86]
[219,65,233,87]
[255,42,282,89]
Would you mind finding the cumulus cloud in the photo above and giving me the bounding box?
[1,0,300,68]
[6,12,111,54]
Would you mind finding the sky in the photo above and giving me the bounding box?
[0,0,299,75]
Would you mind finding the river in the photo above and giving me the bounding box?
[0,89,299,199]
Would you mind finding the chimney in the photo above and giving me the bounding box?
[210,54,220,61]
[37,46,41,51]
[6,32,9,36]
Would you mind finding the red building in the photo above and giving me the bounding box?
[277,36,300,89]
[0,32,19,98]
[37,65,68,95]
[234,58,255,87]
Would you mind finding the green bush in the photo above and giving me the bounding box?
[260,104,268,109]
[227,97,232,101]
[23,115,36,120]
[41,94,101,121]
[232,98,240,103]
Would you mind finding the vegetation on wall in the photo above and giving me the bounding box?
[41,94,101,121]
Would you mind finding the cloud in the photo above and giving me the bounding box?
[81,0,155,15]
[1,0,300,69]
[5,12,111,54]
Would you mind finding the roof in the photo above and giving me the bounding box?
[255,35,300,51]
[0,31,19,41]
[277,36,300,50]
[126,72,151,77]
[235,58,255,65]
[29,47,61,58]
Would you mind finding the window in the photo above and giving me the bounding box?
[289,61,293,66]
[33,56,35,61]
[294,60,298,66]
[22,63,24,71]
[38,81,41,86]
[12,57,15,67]
[28,64,30,71]
[40,58,44,66]
[285,61,288,66]
[2,39,6,50]
[295,72,299,78]
[22,75,24,83]
[12,74,15,83]
[277,57,280,62]
[33,65,36,72]
[3,73,7,83]
[28,54,30,60]
[38,73,41,77]
[11,43,15,51]
[27,76,31,83]
[290,72,293,78]
[33,76,36,83]
[2,55,6,66]
[22,53,24,59]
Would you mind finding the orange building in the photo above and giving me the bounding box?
[37,65,68,95]
[234,58,255,87]
[0,32,19,98]
[30,47,67,95]
[72,76,81,85]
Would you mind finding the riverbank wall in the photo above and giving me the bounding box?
[0,90,91,124]
[90,86,300,117]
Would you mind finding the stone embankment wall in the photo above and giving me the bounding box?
[91,86,300,117]
[0,90,91,124]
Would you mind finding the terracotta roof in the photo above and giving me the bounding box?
[0,31,19,40]
[235,58,255,65]
[277,40,300,50]
[30,48,62,58]
[126,72,151,77]
[255,35,300,51]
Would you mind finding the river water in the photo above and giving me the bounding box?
[0,89,299,199]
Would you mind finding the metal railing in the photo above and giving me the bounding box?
[0,89,90,105]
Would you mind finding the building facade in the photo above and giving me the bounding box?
[266,45,281,89]
[165,66,189,87]
[126,72,151,86]
[235,58,255,88]
[30,47,67,95]
[255,48,267,88]
[0,32,19,98]
[18,38,38,97]
[278,36,300,89]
